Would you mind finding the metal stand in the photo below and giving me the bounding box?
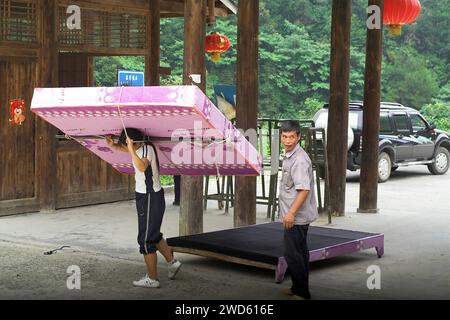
[203,118,330,223]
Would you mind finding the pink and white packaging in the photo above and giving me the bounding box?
[31,85,262,176]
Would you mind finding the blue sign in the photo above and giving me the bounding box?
[213,85,236,120]
[118,70,145,87]
[213,85,236,106]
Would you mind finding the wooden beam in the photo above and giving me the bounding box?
[58,0,232,17]
[146,0,160,86]
[0,42,39,63]
[58,45,148,56]
[170,247,277,271]
[0,47,38,61]
[37,0,59,211]
[207,0,216,26]
[159,66,172,75]
[160,9,228,18]
[0,199,40,217]
[179,0,206,236]
[160,0,184,14]
[0,42,41,51]
[234,0,259,227]
[160,13,184,18]
[327,0,352,216]
[56,190,133,209]
[358,0,384,214]
[58,0,151,14]
[161,0,234,17]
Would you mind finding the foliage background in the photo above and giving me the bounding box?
[93,0,449,186]
[94,0,449,130]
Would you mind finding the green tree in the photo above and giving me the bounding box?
[94,56,144,86]
[93,0,448,123]
[382,47,440,108]
[432,81,450,104]
[94,56,122,86]
[421,102,450,133]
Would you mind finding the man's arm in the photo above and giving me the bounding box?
[283,190,309,229]
[283,156,312,229]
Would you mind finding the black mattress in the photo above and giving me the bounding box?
[167,222,379,265]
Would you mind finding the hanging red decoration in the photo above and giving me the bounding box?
[383,0,421,36]
[9,99,26,126]
[205,32,230,62]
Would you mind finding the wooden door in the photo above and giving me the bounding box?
[55,53,133,209]
[0,60,39,215]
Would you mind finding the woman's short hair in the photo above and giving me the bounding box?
[118,128,144,146]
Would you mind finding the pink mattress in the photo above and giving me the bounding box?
[31,86,262,176]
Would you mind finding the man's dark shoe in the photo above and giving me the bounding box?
[290,294,306,300]
[285,288,311,300]
[281,288,295,296]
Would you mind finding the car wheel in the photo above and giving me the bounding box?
[378,152,391,183]
[428,147,450,175]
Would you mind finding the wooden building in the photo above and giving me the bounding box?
[0,0,237,218]
[0,0,383,233]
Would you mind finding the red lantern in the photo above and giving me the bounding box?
[205,32,230,62]
[383,0,421,36]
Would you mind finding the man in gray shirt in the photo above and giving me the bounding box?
[279,120,318,300]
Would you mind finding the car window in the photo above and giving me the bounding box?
[393,113,410,132]
[380,112,392,133]
[410,114,428,132]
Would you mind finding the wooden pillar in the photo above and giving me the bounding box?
[146,0,160,86]
[37,0,58,211]
[327,0,352,216]
[87,55,94,86]
[179,0,206,236]
[207,0,215,26]
[234,0,259,227]
[358,0,384,213]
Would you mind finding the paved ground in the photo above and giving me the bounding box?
[0,166,449,300]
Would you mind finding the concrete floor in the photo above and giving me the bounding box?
[0,166,449,300]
